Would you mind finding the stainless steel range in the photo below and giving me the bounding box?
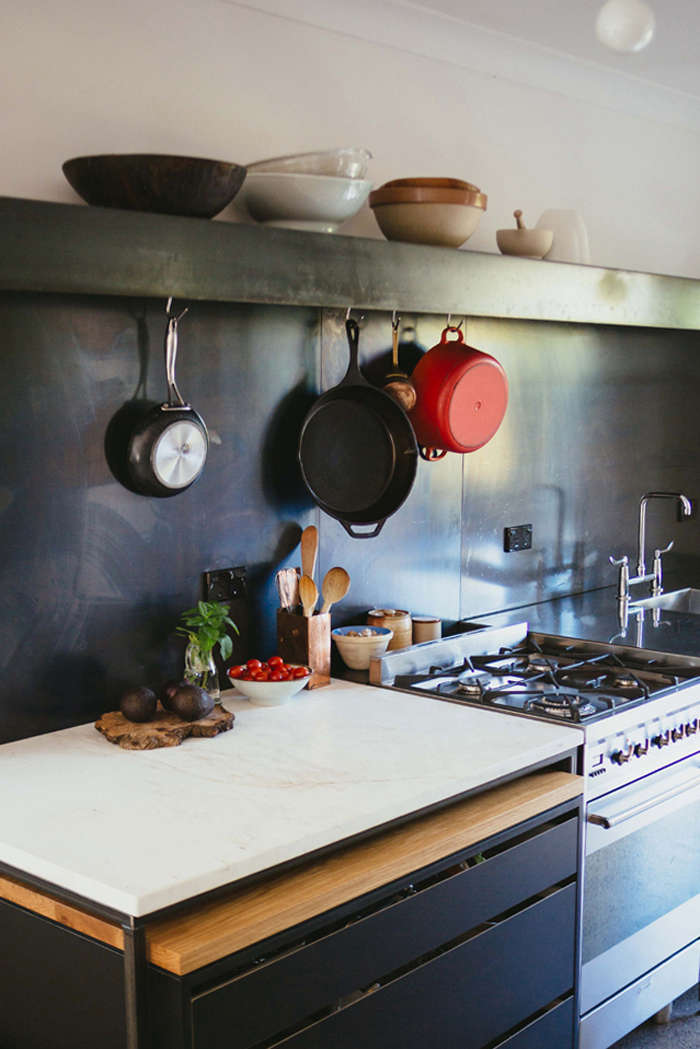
[370,623,700,1049]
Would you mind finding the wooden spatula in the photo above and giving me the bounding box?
[299,574,318,618]
[320,566,351,614]
[300,525,318,582]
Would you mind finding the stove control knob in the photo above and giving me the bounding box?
[633,740,649,757]
[671,726,684,742]
[652,730,670,748]
[611,745,632,764]
[685,719,698,735]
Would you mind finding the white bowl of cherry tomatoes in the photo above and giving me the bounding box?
[226,656,311,706]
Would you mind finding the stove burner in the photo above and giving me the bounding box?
[524,694,599,721]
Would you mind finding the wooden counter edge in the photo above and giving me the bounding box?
[0,873,124,951]
[0,770,581,975]
[148,770,582,974]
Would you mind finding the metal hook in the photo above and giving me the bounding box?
[446,313,463,330]
[345,307,365,324]
[392,308,400,332]
[165,297,189,323]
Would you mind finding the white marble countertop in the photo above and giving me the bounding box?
[0,680,582,917]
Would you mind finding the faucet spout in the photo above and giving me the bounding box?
[636,491,693,577]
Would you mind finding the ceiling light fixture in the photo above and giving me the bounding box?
[595,0,655,53]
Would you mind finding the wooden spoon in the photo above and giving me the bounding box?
[300,525,318,582]
[320,566,351,614]
[299,574,318,618]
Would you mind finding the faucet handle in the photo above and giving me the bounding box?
[652,541,673,596]
[609,554,629,567]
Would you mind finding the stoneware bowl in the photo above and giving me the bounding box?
[229,666,311,707]
[332,626,393,670]
[234,171,372,233]
[371,202,483,248]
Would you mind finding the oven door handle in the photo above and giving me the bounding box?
[588,769,700,829]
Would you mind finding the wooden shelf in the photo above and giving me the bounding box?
[2,195,700,329]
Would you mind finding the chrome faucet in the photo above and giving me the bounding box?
[610,491,692,604]
[637,492,692,577]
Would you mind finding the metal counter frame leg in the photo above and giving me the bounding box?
[123,919,150,1049]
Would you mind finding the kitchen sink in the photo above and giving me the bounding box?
[630,588,700,613]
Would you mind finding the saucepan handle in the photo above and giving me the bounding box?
[419,446,448,462]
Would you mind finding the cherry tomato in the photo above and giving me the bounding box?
[246,658,262,670]
[241,671,254,681]
[269,671,284,681]
[292,666,310,679]
[267,655,284,668]
[253,669,270,681]
[227,665,246,679]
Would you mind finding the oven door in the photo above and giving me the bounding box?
[580,756,700,1048]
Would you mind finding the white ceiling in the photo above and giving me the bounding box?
[400,0,700,97]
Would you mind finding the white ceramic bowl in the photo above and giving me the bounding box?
[235,172,372,233]
[332,626,393,670]
[230,666,311,707]
[496,227,554,259]
[371,202,483,248]
[247,147,372,180]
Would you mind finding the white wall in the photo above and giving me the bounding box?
[3,0,700,278]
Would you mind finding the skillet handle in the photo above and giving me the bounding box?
[343,318,366,385]
[341,519,386,539]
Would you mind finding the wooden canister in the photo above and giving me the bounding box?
[367,608,412,650]
[276,609,331,689]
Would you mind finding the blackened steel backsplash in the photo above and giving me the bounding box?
[1,296,699,741]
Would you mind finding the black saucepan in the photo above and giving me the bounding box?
[298,318,418,538]
[105,301,208,497]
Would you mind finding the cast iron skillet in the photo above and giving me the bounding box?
[298,318,418,538]
[105,300,208,497]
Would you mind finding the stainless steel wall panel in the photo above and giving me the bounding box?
[459,319,700,618]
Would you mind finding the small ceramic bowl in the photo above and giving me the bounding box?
[496,227,553,259]
[229,666,311,707]
[332,626,393,670]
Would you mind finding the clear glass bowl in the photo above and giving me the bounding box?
[246,147,372,180]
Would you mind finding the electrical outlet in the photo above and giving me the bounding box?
[504,524,533,553]
[203,567,247,603]
[202,567,249,666]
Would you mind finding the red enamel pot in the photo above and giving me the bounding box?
[408,326,508,460]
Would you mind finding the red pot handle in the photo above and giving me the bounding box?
[439,325,465,345]
[419,446,448,462]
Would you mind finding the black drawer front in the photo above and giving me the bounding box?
[0,898,126,1049]
[268,883,576,1049]
[494,997,575,1049]
[193,818,577,1049]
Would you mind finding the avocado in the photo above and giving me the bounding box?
[120,686,157,723]
[170,684,214,722]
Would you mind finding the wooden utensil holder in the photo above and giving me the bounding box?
[277,609,331,689]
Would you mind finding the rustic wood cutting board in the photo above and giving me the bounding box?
[95,704,235,750]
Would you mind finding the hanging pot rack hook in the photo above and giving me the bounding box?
[446,313,463,331]
[392,308,401,332]
[345,306,365,325]
[165,296,189,324]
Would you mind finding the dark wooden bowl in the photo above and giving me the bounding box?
[62,154,247,218]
